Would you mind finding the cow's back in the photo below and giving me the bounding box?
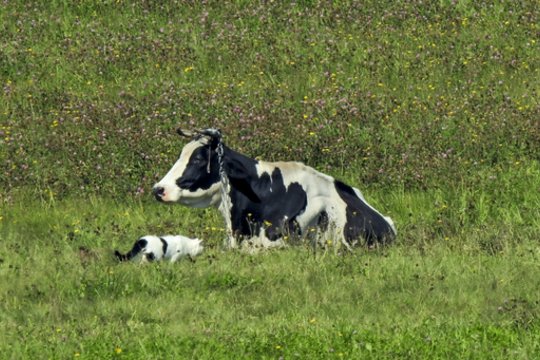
[256,160,396,246]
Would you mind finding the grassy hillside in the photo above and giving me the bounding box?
[1,1,538,196]
[0,1,539,358]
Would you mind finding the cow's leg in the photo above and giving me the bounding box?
[224,234,238,249]
[240,228,285,252]
[323,209,354,252]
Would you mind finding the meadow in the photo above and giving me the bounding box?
[1,1,539,358]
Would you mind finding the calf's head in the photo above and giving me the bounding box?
[152,128,222,207]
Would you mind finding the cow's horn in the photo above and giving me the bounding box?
[176,128,196,137]
[198,128,222,139]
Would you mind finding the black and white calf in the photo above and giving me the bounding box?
[153,128,396,249]
[115,235,203,262]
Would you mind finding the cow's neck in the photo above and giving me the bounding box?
[224,146,258,173]
[217,145,258,248]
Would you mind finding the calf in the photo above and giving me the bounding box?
[153,128,396,249]
[115,235,203,262]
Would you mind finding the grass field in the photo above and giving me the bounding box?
[1,1,539,358]
[1,190,539,359]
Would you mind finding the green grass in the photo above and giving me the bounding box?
[1,0,538,196]
[1,174,539,358]
[1,0,539,358]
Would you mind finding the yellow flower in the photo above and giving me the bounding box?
[115,347,122,354]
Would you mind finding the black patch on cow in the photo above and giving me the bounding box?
[115,238,147,262]
[225,155,308,241]
[176,144,220,192]
[334,180,395,246]
[223,150,261,203]
[159,237,168,256]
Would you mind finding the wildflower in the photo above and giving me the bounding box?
[183,66,194,73]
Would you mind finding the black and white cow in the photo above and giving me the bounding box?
[153,128,396,249]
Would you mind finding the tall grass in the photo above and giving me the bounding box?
[1,0,538,197]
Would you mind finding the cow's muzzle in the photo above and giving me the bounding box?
[152,186,165,202]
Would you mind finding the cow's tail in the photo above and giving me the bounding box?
[114,238,147,262]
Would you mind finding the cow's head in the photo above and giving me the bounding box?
[152,128,223,207]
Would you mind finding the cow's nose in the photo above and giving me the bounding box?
[152,186,165,201]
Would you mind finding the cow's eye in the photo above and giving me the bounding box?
[193,155,205,164]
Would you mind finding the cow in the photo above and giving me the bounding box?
[152,128,396,250]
